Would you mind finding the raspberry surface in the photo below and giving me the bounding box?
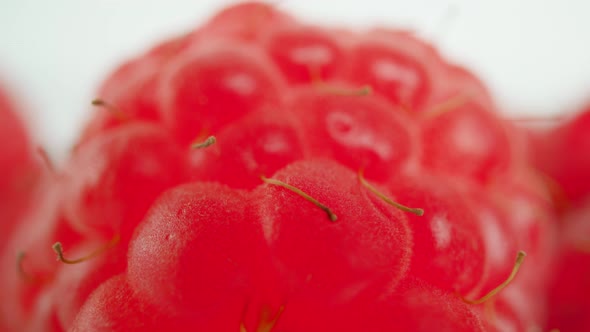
[0,2,577,331]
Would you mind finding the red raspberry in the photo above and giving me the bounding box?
[263,25,347,84]
[158,42,287,144]
[291,87,420,181]
[252,160,412,302]
[187,106,306,189]
[420,100,514,183]
[339,33,432,110]
[70,275,214,332]
[386,173,486,294]
[127,182,261,317]
[546,205,590,331]
[51,241,127,328]
[0,83,40,248]
[0,183,80,331]
[5,2,560,331]
[202,1,297,42]
[62,123,188,239]
[530,105,590,206]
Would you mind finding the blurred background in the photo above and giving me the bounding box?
[1,0,590,160]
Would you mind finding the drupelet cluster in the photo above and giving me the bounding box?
[1,2,585,331]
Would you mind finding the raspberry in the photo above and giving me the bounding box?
[51,241,127,328]
[202,1,297,42]
[253,160,412,302]
[70,275,197,332]
[291,87,419,181]
[0,184,80,331]
[420,100,514,183]
[187,106,306,189]
[158,42,287,144]
[263,25,346,84]
[531,105,590,206]
[2,2,563,330]
[340,34,432,109]
[127,182,260,317]
[0,84,40,249]
[546,205,590,331]
[386,173,486,294]
[63,123,188,239]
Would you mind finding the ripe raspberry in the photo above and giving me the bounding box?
[252,160,412,302]
[70,275,209,332]
[62,123,188,240]
[3,2,561,331]
[0,183,80,331]
[158,42,287,144]
[385,173,486,294]
[127,182,261,317]
[420,100,514,183]
[291,87,420,181]
[530,104,590,207]
[546,205,590,331]
[187,106,306,189]
[0,83,40,248]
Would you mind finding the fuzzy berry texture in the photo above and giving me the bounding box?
[0,2,579,331]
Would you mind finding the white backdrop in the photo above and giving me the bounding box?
[2,0,590,159]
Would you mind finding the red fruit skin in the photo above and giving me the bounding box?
[70,275,160,332]
[337,33,432,110]
[420,100,513,183]
[158,41,287,144]
[0,182,81,331]
[386,173,486,295]
[22,286,63,332]
[187,106,307,189]
[488,169,559,295]
[52,242,127,329]
[458,184,520,300]
[127,182,262,317]
[487,169,559,330]
[263,25,347,84]
[546,205,590,332]
[366,29,495,111]
[203,1,297,41]
[533,106,590,206]
[274,278,487,332]
[291,88,420,181]
[35,3,554,330]
[252,159,412,304]
[78,57,163,144]
[0,85,40,248]
[70,274,237,332]
[377,278,488,332]
[63,123,188,239]
[77,31,204,145]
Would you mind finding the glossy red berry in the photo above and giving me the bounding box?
[187,106,306,189]
[291,88,420,181]
[532,106,590,206]
[420,100,513,183]
[62,123,188,239]
[158,42,287,144]
[338,34,432,110]
[386,173,486,294]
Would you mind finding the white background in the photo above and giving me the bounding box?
[1,0,590,159]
